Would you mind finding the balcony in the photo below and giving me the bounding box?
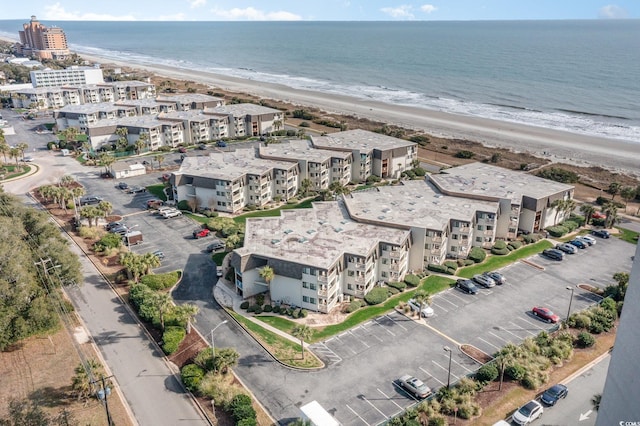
[352,263,365,271]
[354,290,365,297]
[390,263,400,271]
[317,274,328,283]
[430,236,443,242]
[318,288,327,297]
[459,226,471,233]
[354,276,365,284]
[484,230,494,236]
[389,250,402,259]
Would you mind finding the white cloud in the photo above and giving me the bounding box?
[598,4,629,19]
[380,5,414,19]
[188,0,206,8]
[153,13,188,21]
[209,6,301,21]
[43,2,136,21]
[420,4,437,14]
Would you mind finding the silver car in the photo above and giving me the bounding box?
[473,274,496,288]
[399,375,431,399]
[484,271,506,285]
[556,243,578,254]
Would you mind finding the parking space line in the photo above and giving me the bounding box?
[450,357,474,373]
[377,389,404,410]
[431,302,449,313]
[509,321,536,336]
[488,331,510,344]
[446,291,467,303]
[516,316,546,330]
[345,404,370,426]
[478,337,501,351]
[391,382,419,402]
[432,361,459,380]
[385,314,407,331]
[497,326,522,340]
[348,331,371,348]
[437,295,460,307]
[419,367,445,385]
[373,319,396,336]
[362,396,388,420]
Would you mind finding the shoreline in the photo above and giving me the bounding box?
[2,34,638,176]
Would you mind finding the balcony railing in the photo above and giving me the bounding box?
[354,290,365,297]
[352,263,366,270]
[484,230,494,236]
[389,250,401,258]
[430,236,443,242]
[354,276,365,283]
[390,263,400,271]
[318,288,327,297]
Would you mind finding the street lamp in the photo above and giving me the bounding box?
[210,320,229,370]
[444,346,453,389]
[566,286,575,323]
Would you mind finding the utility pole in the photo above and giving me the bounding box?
[92,374,115,426]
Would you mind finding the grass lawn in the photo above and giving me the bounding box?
[0,165,32,180]
[233,197,317,225]
[146,183,167,200]
[229,311,322,369]
[185,213,209,224]
[257,275,455,343]
[211,252,227,266]
[457,240,554,278]
[615,226,640,244]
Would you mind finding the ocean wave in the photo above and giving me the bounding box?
[69,43,640,143]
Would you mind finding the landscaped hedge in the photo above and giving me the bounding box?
[346,300,363,313]
[404,274,420,287]
[229,394,257,425]
[468,247,486,263]
[522,234,542,244]
[427,263,456,275]
[93,233,122,252]
[387,281,407,291]
[457,259,475,267]
[491,240,510,255]
[162,326,186,355]
[562,220,579,232]
[364,287,389,305]
[475,364,498,383]
[140,271,181,290]
[443,261,458,271]
[263,305,273,312]
[240,301,250,310]
[181,364,205,393]
[576,332,596,348]
[507,240,523,250]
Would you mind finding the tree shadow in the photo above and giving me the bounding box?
[29,386,73,408]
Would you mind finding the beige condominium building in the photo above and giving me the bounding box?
[159,110,230,144]
[229,201,411,313]
[18,16,71,60]
[206,103,284,137]
[258,139,353,190]
[311,129,418,182]
[172,150,299,213]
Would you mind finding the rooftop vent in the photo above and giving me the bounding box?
[382,208,391,213]
[298,237,308,243]
[307,229,316,235]
[378,216,386,220]
[271,239,281,245]
[341,220,349,225]
[334,227,343,233]
[284,229,293,235]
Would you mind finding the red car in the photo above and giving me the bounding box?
[532,307,560,323]
[193,228,211,239]
[592,211,606,219]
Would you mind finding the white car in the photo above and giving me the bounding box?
[512,400,543,425]
[163,209,182,218]
[216,266,223,277]
[577,235,596,246]
[407,299,434,318]
[399,375,431,399]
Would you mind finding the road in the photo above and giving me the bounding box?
[537,354,610,426]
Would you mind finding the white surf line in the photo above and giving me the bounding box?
[362,396,389,419]
[419,366,445,385]
[478,337,501,351]
[432,360,460,380]
[488,331,510,344]
[510,321,537,336]
[377,389,404,410]
[346,404,370,426]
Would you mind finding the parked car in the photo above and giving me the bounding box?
[117,182,129,190]
[157,206,177,215]
[541,384,568,406]
[79,196,103,206]
[512,400,543,425]
[128,185,147,194]
[591,229,610,239]
[178,147,187,153]
[147,198,164,209]
[569,239,588,249]
[577,235,596,246]
[198,144,207,150]
[407,299,435,318]
[555,243,578,254]
[399,375,431,399]
[193,228,211,239]
[473,274,496,288]
[163,210,182,218]
[217,266,224,277]
[542,248,564,261]
[105,221,125,231]
[216,140,227,147]
[109,225,129,236]
[532,306,560,323]
[456,279,479,295]
[592,211,606,220]
[484,271,506,285]
[152,250,165,260]
[22,156,34,162]
[205,240,226,252]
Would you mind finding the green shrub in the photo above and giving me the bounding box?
[94,233,122,251]
[521,373,539,390]
[588,307,615,331]
[427,417,446,426]
[562,220,579,232]
[263,305,273,313]
[454,150,475,159]
[546,226,569,237]
[140,271,180,290]
[177,200,190,210]
[475,364,498,382]
[388,287,399,295]
[253,306,262,315]
[229,394,256,424]
[237,419,257,426]
[443,261,458,270]
[460,259,475,266]
[240,301,250,310]
[507,240,522,250]
[300,309,308,318]
[569,314,591,329]
[346,300,363,313]
[491,247,510,255]
[536,167,579,183]
[162,326,186,355]
[505,364,527,381]
[569,214,586,226]
[576,332,596,348]
[468,247,487,263]
[404,275,420,287]
[600,298,618,316]
[181,364,205,393]
[387,281,407,291]
[492,240,507,249]
[427,264,448,274]
[271,305,281,314]
[589,322,604,334]
[364,287,389,305]
[292,308,301,319]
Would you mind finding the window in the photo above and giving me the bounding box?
[302,296,309,303]
[452,234,458,240]
[382,258,389,265]
[381,271,388,278]
[348,270,355,277]
[347,284,353,290]
[476,237,482,242]
[302,281,309,289]
[310,297,316,304]
[477,225,484,231]
[487,225,494,231]
[310,283,316,290]
[451,246,457,252]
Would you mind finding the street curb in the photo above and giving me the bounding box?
[563,348,613,385]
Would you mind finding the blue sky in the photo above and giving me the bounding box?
[4,1,639,21]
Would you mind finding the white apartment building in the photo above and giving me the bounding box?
[230,201,411,313]
[258,139,353,189]
[157,94,224,111]
[206,103,284,137]
[159,110,230,143]
[311,129,418,183]
[30,66,104,88]
[172,150,299,213]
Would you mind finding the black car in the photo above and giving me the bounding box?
[109,225,129,235]
[205,240,225,252]
[105,221,125,231]
[216,140,227,147]
[542,248,564,261]
[79,196,103,205]
[128,185,147,193]
[591,229,610,239]
[117,182,129,190]
[484,271,506,285]
[456,279,479,294]
[541,384,568,406]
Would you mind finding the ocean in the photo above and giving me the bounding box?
[1,19,639,142]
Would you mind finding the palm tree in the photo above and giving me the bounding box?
[98,152,116,175]
[134,138,146,156]
[71,358,104,402]
[152,292,174,331]
[412,289,432,318]
[156,154,165,169]
[80,205,102,227]
[173,304,199,333]
[608,182,621,201]
[259,266,275,286]
[141,252,161,274]
[602,201,618,228]
[59,174,75,187]
[493,351,515,391]
[214,347,240,374]
[550,199,566,224]
[97,200,113,218]
[119,252,145,282]
[71,186,85,218]
[16,142,29,160]
[64,127,80,148]
[273,119,283,131]
[9,147,21,167]
[115,127,129,150]
[620,186,636,211]
[562,199,577,221]
[291,324,313,359]
[300,178,313,197]
[0,142,9,163]
[580,204,596,225]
